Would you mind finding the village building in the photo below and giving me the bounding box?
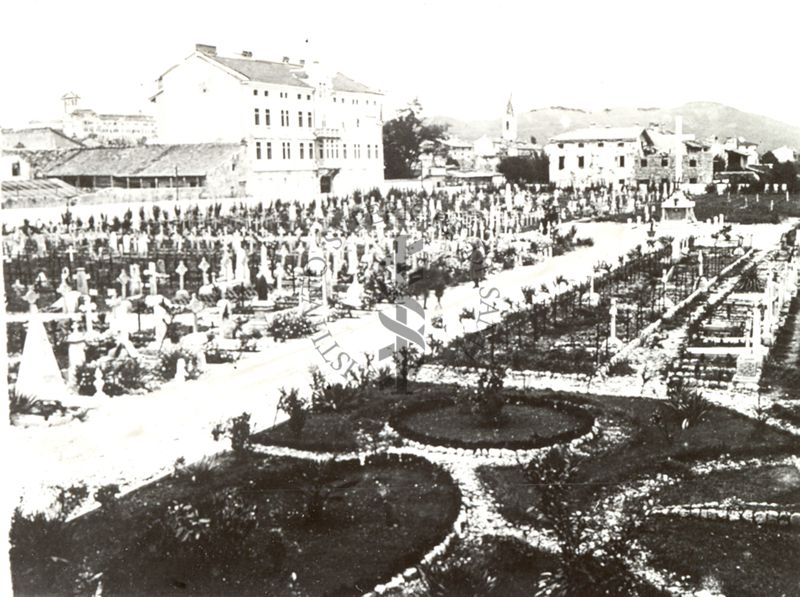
[150,43,384,198]
[1,127,84,151]
[58,92,157,146]
[544,126,647,189]
[768,146,797,164]
[11,143,247,203]
[545,121,713,191]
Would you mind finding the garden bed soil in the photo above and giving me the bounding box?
[650,463,800,508]
[478,393,800,526]
[254,385,594,453]
[256,412,361,453]
[638,518,800,597]
[392,399,593,450]
[11,452,460,597]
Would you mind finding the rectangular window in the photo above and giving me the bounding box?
[253,89,258,96]
[689,159,697,167]
[298,111,303,127]
[255,141,262,159]
[558,143,564,149]
[264,90,268,97]
[617,142,624,147]
[300,144,305,159]
[619,156,626,167]
[661,158,669,167]
[578,143,584,148]
[689,177,698,183]
[307,94,311,100]
[598,142,604,147]
[297,93,302,99]
[309,142,314,159]
[254,108,260,126]
[287,143,291,160]
[266,142,272,159]
[367,145,372,159]
[640,159,648,167]
[343,144,347,159]
[264,109,271,126]
[558,156,565,170]
[578,156,585,168]
[11,161,21,176]
[307,112,312,127]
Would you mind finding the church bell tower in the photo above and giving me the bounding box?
[502,94,517,143]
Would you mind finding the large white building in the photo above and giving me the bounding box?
[151,44,385,199]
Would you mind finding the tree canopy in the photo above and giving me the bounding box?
[496,155,549,185]
[382,103,447,179]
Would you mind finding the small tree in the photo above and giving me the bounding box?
[277,388,309,437]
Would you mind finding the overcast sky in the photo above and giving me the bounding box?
[2,0,799,127]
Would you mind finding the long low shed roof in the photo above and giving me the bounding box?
[43,143,242,177]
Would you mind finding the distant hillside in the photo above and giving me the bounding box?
[432,102,800,151]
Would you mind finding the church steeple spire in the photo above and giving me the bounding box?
[502,93,517,143]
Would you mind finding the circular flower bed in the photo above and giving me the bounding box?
[391,395,594,451]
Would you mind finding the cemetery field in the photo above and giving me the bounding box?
[435,241,746,375]
[692,192,800,225]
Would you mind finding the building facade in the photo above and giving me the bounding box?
[150,44,384,199]
[545,124,713,190]
[545,127,645,188]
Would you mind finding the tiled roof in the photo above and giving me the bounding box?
[205,54,380,95]
[210,56,313,88]
[549,127,645,143]
[331,72,381,95]
[42,143,242,178]
[1,178,80,205]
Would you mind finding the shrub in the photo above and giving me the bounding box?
[295,459,358,527]
[465,365,507,427]
[173,455,223,483]
[227,412,252,455]
[204,347,238,364]
[76,357,149,396]
[156,348,200,381]
[9,388,39,419]
[277,388,309,437]
[94,484,120,509]
[525,448,649,597]
[266,311,318,341]
[418,548,497,597]
[10,483,93,594]
[607,358,636,377]
[393,345,423,393]
[309,367,361,413]
[665,378,711,428]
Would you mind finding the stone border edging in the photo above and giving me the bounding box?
[652,504,800,527]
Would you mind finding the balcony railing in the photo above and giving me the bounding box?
[314,127,341,139]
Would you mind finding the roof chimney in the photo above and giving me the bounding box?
[195,44,217,56]
[241,50,252,58]
[282,56,290,63]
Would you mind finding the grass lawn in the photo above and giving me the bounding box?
[638,518,800,597]
[396,402,589,448]
[255,385,594,452]
[11,453,460,596]
[478,393,800,526]
[651,463,800,507]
